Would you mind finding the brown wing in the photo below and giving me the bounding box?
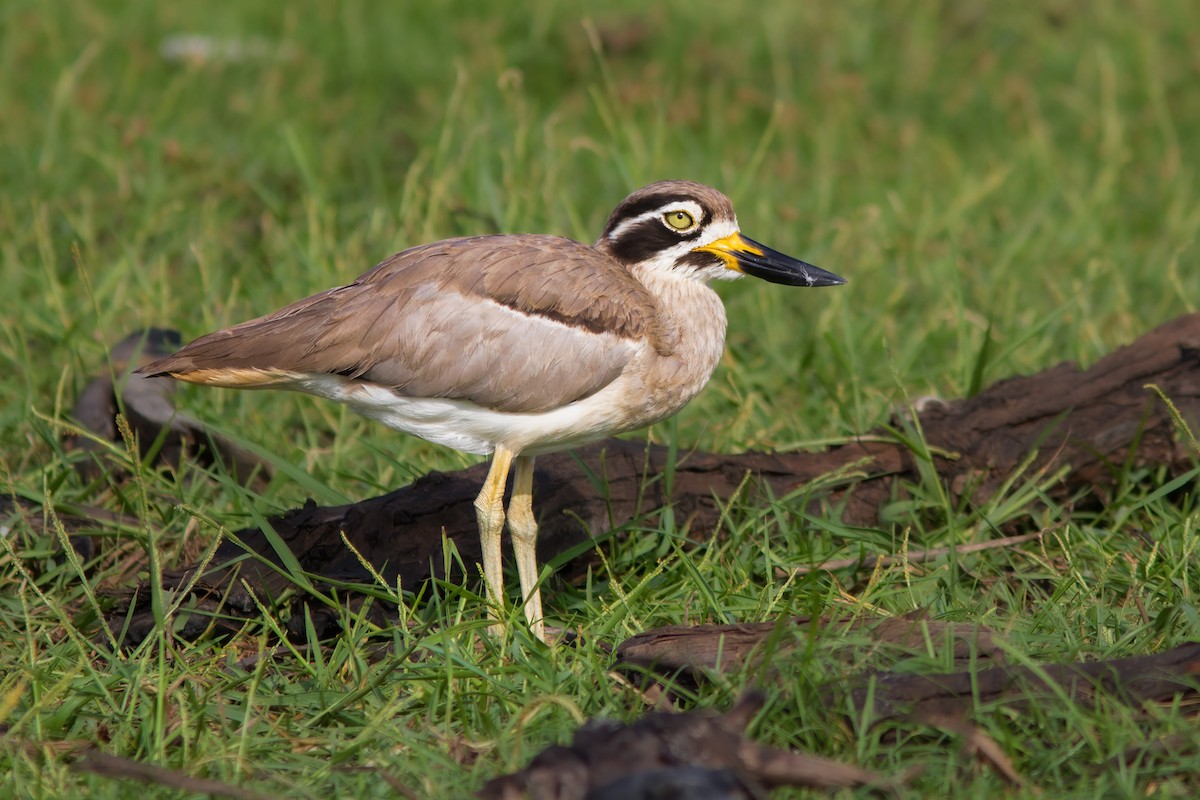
[139,235,661,413]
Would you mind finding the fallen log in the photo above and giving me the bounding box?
[477,692,887,799]
[614,614,1005,679]
[612,620,1200,722]
[611,622,1200,789]
[854,640,1200,723]
[67,329,272,489]
[103,314,1200,640]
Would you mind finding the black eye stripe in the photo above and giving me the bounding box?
[601,195,712,240]
[607,219,704,265]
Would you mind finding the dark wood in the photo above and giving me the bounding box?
[854,641,1200,722]
[477,693,884,799]
[612,619,1200,723]
[110,314,1200,641]
[68,329,271,487]
[614,615,1004,677]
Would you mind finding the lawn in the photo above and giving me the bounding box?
[2,1,1199,797]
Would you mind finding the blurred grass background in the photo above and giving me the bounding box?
[2,1,1199,797]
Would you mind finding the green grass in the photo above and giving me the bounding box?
[3,0,1200,796]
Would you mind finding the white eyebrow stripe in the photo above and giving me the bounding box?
[605,199,706,241]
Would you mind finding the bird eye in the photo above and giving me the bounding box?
[663,210,696,231]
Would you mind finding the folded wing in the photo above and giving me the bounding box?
[139,236,658,414]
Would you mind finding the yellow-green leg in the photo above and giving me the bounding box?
[507,455,545,642]
[474,446,514,632]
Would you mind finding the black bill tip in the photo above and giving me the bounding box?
[695,233,845,287]
[733,236,845,287]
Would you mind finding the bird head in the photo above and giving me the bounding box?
[596,180,845,287]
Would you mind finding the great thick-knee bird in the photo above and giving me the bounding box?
[138,180,846,642]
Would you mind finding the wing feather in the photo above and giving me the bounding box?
[139,235,659,414]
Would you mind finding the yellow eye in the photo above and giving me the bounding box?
[663,210,696,231]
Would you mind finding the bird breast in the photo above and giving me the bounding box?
[622,268,729,426]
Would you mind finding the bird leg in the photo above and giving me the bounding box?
[474,445,514,631]
[507,455,545,642]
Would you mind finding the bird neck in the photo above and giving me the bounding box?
[630,263,728,371]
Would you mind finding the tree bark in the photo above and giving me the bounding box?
[119,314,1200,640]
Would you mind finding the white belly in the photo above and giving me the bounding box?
[294,373,659,456]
